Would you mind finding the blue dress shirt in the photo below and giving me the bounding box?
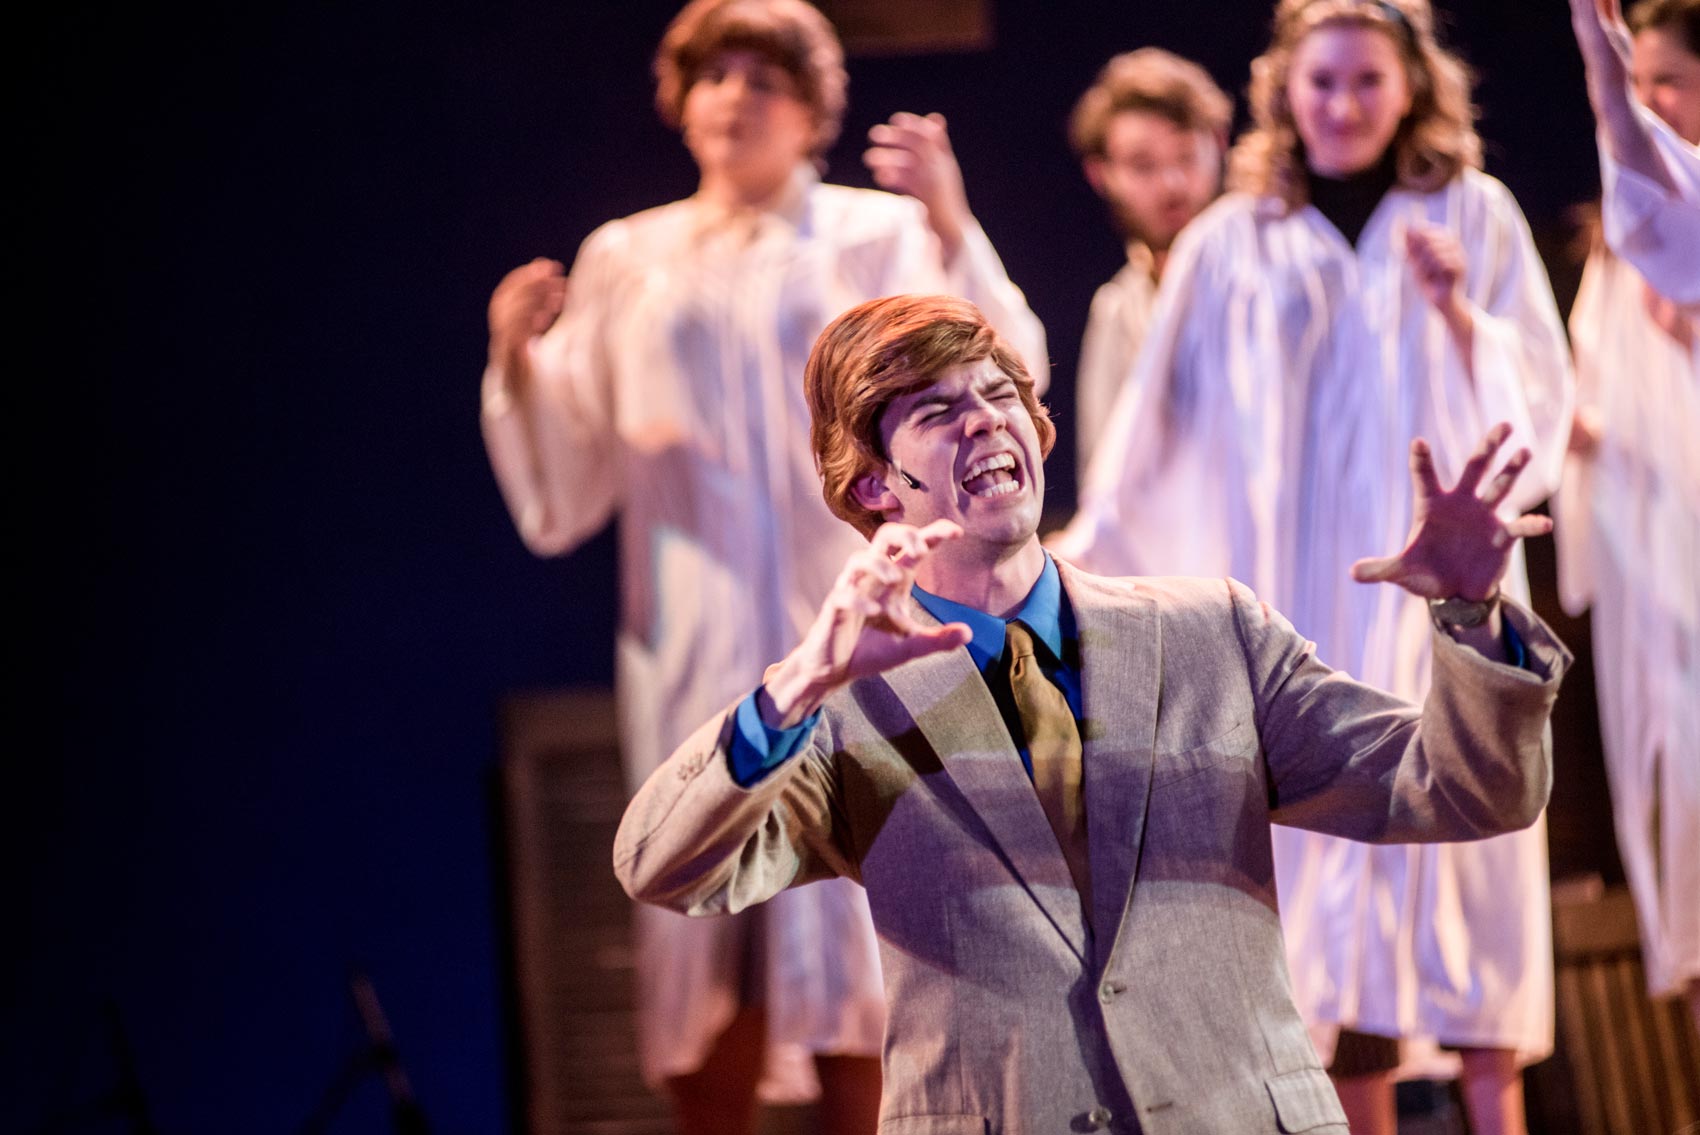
[726,555,1526,786]
[729,554,1080,786]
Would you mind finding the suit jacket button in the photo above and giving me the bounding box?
[1088,1104,1113,1128]
[1098,980,1123,1003]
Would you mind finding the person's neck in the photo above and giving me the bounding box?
[914,537,1047,618]
[1122,238,1164,283]
[1304,149,1398,246]
[695,162,800,211]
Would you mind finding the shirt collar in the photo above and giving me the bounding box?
[912,553,1067,672]
[686,162,816,244]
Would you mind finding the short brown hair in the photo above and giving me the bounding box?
[804,295,1056,537]
[1228,0,1481,209]
[1629,0,1700,54]
[1069,48,1234,159]
[653,0,848,158]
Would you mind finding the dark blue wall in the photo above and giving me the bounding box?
[21,3,1598,1132]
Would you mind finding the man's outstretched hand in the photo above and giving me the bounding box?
[1351,423,1553,602]
[758,521,973,729]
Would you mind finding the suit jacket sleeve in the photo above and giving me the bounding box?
[1230,580,1570,842]
[612,704,860,916]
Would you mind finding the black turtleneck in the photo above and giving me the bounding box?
[1305,151,1399,248]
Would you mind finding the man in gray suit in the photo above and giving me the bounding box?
[615,294,1568,1134]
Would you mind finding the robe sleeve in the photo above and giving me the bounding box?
[950,220,1051,394]
[480,223,624,557]
[1053,208,1225,578]
[1075,274,1143,472]
[1551,254,1612,617]
[1601,105,1700,307]
[877,200,1051,395]
[1446,176,1576,511]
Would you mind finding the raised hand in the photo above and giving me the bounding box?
[1570,0,1633,85]
[1642,281,1696,349]
[1403,223,1469,319]
[759,520,973,728]
[1567,0,1679,194]
[1350,423,1553,601]
[1567,405,1605,457]
[863,112,973,259]
[488,257,568,360]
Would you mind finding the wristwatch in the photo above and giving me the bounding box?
[1428,593,1499,629]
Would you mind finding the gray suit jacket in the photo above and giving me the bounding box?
[614,566,1568,1134]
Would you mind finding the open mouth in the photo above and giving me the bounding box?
[961,453,1021,498]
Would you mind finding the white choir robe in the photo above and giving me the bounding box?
[1056,169,1573,1066]
[1601,103,1700,307]
[1076,243,1158,474]
[1555,117,1700,1000]
[482,163,1048,1099]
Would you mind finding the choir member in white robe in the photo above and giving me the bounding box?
[1569,0,1700,307]
[1067,49,1230,472]
[1558,0,1700,1028]
[479,2,1047,1130]
[1055,3,1572,1133]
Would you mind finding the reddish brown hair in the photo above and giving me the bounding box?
[653,0,848,158]
[804,295,1054,537]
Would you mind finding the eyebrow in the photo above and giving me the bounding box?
[910,375,1015,409]
[908,391,955,413]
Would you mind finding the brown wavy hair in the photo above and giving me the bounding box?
[805,295,1055,537]
[1069,48,1235,159]
[1629,0,1700,52]
[1228,0,1481,209]
[653,0,848,159]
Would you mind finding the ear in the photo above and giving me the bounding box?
[852,471,901,516]
[1083,155,1109,198]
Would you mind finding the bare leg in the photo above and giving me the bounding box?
[814,1054,882,1135]
[1331,1072,1397,1135]
[1687,979,1700,1037]
[1458,1046,1527,1135]
[665,1004,767,1135]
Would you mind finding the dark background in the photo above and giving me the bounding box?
[21,2,1611,1132]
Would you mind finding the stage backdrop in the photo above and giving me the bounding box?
[21,2,1607,1132]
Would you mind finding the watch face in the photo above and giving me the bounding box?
[1430,596,1493,628]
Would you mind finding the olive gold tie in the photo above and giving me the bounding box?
[1004,620,1091,917]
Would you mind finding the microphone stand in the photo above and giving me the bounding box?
[296,970,430,1135]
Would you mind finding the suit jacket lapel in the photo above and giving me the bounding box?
[1060,562,1161,973]
[881,597,1091,962]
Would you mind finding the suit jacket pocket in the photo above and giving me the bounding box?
[879,1116,988,1135]
[1266,1066,1349,1132]
[1150,720,1248,790]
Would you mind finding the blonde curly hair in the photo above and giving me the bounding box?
[1228,0,1481,209]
